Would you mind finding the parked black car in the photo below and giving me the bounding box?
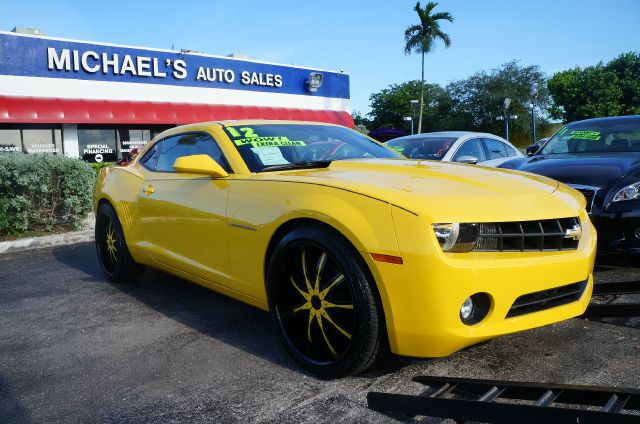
[500,115,640,256]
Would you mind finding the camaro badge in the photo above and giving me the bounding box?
[565,224,582,241]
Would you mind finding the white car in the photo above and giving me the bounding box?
[386,131,524,167]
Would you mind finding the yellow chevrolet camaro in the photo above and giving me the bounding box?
[94,120,596,378]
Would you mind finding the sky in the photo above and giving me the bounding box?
[2,0,640,114]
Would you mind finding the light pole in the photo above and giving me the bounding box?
[530,82,539,144]
[409,100,419,134]
[495,98,518,142]
[403,116,413,135]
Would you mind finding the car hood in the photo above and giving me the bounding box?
[253,159,583,222]
[500,152,640,188]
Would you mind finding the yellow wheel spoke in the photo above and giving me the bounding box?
[320,310,352,339]
[293,302,311,313]
[316,313,337,356]
[322,300,353,310]
[313,252,327,293]
[301,249,313,293]
[290,276,311,301]
[307,310,316,343]
[319,273,345,299]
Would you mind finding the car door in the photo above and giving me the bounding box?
[450,138,487,164]
[136,132,233,285]
[481,138,512,167]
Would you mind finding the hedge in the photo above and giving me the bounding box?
[90,161,115,176]
[0,154,95,237]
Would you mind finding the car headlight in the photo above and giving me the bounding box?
[432,223,479,252]
[611,182,640,202]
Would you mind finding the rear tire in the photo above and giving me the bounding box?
[95,202,145,283]
[266,224,384,378]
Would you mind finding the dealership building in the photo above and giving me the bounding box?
[0,29,352,162]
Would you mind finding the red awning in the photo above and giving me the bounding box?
[0,96,354,127]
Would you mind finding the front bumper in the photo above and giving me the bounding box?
[367,209,596,358]
[590,214,640,256]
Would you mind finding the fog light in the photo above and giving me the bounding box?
[460,297,474,320]
[635,227,640,240]
[459,293,491,325]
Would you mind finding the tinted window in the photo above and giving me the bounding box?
[155,133,230,173]
[139,140,162,170]
[23,129,62,155]
[386,137,456,160]
[504,143,518,157]
[117,129,151,159]
[540,119,640,154]
[0,129,22,154]
[78,129,117,163]
[222,124,401,172]
[452,139,486,162]
[484,139,508,160]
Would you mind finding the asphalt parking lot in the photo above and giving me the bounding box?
[1,243,639,423]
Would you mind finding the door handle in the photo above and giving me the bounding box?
[143,185,155,195]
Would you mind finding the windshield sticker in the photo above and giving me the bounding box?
[234,136,306,148]
[557,127,568,136]
[389,146,405,153]
[250,147,290,166]
[228,127,258,139]
[568,130,601,140]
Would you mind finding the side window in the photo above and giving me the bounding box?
[452,139,487,162]
[139,140,163,171]
[503,143,518,157]
[484,138,508,160]
[155,133,231,173]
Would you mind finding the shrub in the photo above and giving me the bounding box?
[0,154,95,237]
[90,161,115,176]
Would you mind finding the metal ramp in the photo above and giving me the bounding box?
[583,280,640,318]
[367,376,640,423]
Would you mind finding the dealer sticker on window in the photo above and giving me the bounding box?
[568,130,601,140]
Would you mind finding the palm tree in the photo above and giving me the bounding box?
[404,2,453,133]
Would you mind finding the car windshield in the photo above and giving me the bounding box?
[223,124,402,172]
[385,137,456,160]
[539,119,640,154]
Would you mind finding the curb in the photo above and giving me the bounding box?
[0,230,94,255]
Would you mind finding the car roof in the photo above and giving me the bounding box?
[390,131,504,141]
[569,115,640,125]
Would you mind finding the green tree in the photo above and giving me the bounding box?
[352,110,372,133]
[367,80,450,131]
[548,52,640,122]
[446,61,552,146]
[404,1,453,133]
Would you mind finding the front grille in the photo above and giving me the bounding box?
[506,280,587,318]
[474,217,581,252]
[568,185,598,213]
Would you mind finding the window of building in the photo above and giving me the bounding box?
[117,129,151,159]
[0,129,22,154]
[154,133,230,173]
[22,129,63,154]
[78,129,118,163]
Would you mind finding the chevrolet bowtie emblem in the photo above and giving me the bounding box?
[565,224,582,241]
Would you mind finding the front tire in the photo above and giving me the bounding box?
[95,202,144,283]
[266,225,384,378]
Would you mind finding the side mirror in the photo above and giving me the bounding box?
[455,155,478,165]
[525,145,538,156]
[173,154,229,178]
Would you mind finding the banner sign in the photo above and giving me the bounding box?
[0,32,349,99]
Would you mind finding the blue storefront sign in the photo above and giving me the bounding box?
[0,32,350,99]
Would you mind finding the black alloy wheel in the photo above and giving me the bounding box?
[95,203,144,283]
[267,225,384,378]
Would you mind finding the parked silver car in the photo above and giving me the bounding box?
[386,131,524,167]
